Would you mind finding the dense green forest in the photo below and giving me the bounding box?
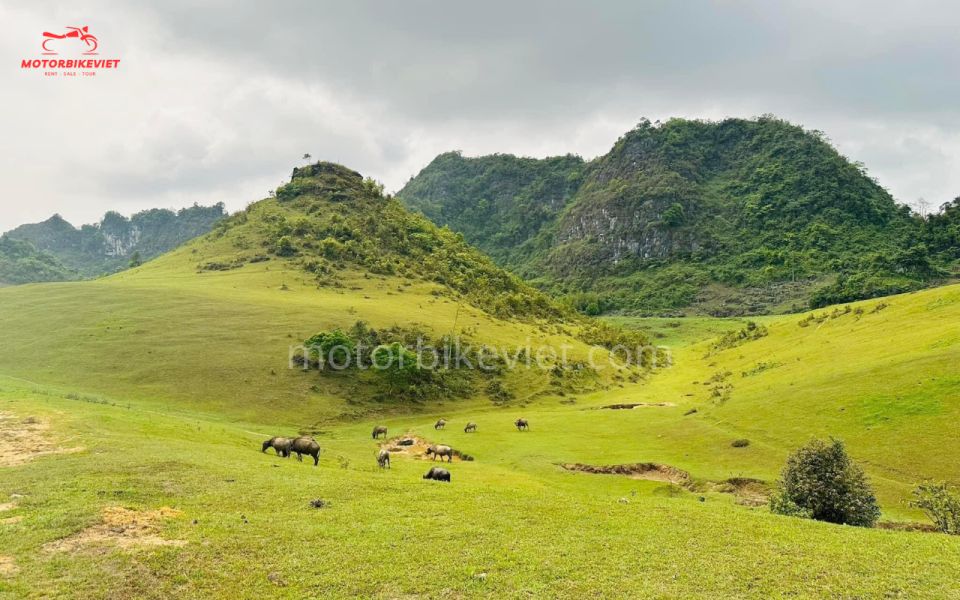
[400,116,954,315]
[5,203,226,279]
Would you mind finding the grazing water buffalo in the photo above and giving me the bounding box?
[423,467,451,482]
[464,422,477,433]
[262,437,293,457]
[434,419,447,430]
[425,444,454,462]
[377,449,391,469]
[515,418,529,431]
[372,425,388,439]
[290,436,321,466]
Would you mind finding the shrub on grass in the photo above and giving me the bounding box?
[911,482,960,535]
[770,438,880,527]
[731,439,750,448]
[304,329,355,368]
[275,235,296,257]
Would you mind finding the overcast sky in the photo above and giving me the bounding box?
[3,0,960,232]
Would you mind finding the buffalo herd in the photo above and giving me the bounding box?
[262,418,530,483]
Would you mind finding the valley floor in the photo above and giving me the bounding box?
[1,371,959,598]
[1,265,959,598]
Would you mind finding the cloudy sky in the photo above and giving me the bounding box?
[2,0,959,232]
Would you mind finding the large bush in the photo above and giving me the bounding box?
[770,438,880,527]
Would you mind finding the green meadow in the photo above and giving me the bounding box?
[0,258,959,597]
[0,173,958,598]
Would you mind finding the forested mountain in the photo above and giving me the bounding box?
[0,234,73,285]
[400,116,950,315]
[4,204,226,278]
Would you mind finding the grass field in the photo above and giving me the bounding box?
[1,214,959,597]
[2,376,960,599]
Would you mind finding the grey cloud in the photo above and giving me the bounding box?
[2,0,960,232]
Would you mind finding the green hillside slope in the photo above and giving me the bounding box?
[400,117,947,315]
[0,162,631,424]
[0,282,958,597]
[1,161,958,598]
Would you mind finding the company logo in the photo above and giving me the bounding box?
[20,25,120,76]
[42,26,99,55]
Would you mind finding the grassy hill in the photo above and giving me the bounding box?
[0,162,630,425]
[400,116,950,315]
[0,161,958,597]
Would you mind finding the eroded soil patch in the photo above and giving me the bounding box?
[562,462,690,484]
[561,463,770,505]
[596,402,677,410]
[380,435,474,462]
[44,506,185,553]
[0,412,82,467]
[702,477,770,507]
[0,555,17,577]
[877,521,941,533]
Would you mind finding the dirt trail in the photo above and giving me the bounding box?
[0,411,82,467]
[44,506,185,552]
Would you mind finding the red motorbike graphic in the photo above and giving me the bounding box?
[42,26,98,55]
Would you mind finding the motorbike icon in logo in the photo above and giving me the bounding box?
[42,26,99,55]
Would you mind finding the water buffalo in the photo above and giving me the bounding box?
[261,436,292,457]
[434,419,447,430]
[515,418,529,431]
[464,422,477,433]
[372,425,388,439]
[425,444,454,462]
[290,436,321,466]
[423,466,451,482]
[377,448,391,469]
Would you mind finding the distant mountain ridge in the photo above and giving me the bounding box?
[400,116,948,315]
[5,203,226,279]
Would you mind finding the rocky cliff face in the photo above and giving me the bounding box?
[5,204,226,278]
[400,116,925,313]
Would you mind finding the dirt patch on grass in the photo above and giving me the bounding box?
[0,556,17,577]
[44,506,185,553]
[597,402,677,410]
[877,521,941,533]
[0,412,83,467]
[561,462,691,485]
[561,464,771,505]
[380,435,473,462]
[702,478,770,507]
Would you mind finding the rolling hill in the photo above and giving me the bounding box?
[400,116,947,315]
[0,160,958,597]
[0,161,634,424]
